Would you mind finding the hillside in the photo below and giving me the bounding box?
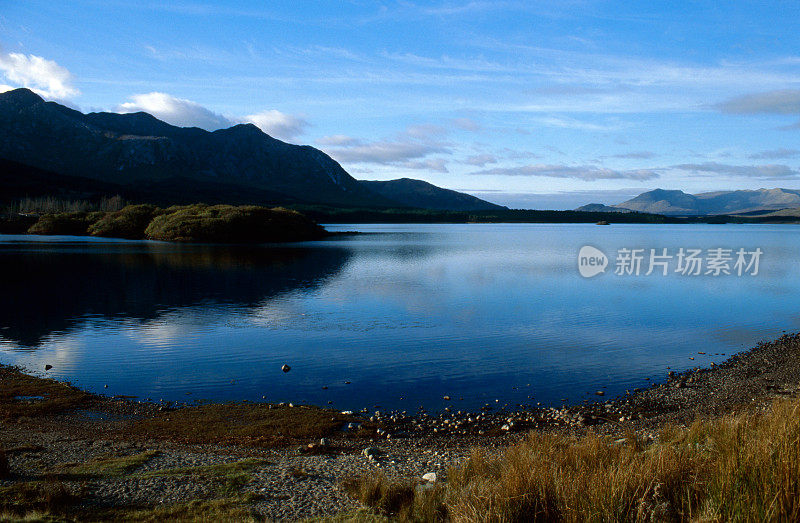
[360,178,504,211]
[0,88,499,211]
[612,188,800,215]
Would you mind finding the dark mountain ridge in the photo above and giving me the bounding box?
[0,88,501,211]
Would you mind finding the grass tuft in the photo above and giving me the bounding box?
[345,398,800,522]
[0,479,83,518]
[56,450,159,477]
[81,495,263,522]
[0,447,9,479]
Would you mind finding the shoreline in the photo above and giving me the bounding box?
[2,332,799,519]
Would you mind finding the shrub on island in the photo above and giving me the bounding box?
[144,204,329,243]
[27,211,105,236]
[88,204,163,239]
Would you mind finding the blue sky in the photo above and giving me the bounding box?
[2,1,800,208]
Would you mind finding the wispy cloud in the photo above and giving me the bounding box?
[535,115,626,131]
[472,164,661,181]
[316,134,361,146]
[320,125,452,172]
[0,51,79,100]
[402,158,449,172]
[672,162,800,179]
[717,89,800,114]
[406,123,449,139]
[452,117,481,131]
[465,154,498,167]
[326,140,449,164]
[748,148,800,160]
[609,151,656,159]
[716,89,800,129]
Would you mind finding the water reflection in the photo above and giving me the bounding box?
[1,224,799,412]
[0,240,351,347]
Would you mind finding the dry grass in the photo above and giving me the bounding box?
[91,495,263,522]
[0,446,9,479]
[55,450,160,477]
[346,398,800,521]
[0,479,83,518]
[129,403,353,448]
[0,365,92,419]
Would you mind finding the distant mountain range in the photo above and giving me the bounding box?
[577,188,800,216]
[0,88,502,211]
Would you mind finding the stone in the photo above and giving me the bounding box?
[319,438,330,446]
[422,472,437,482]
[595,390,605,396]
[45,364,52,371]
[281,364,291,372]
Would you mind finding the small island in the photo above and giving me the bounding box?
[0,204,330,243]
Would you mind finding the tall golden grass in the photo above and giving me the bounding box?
[345,398,800,521]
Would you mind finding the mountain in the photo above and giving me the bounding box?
[574,203,632,213]
[612,188,800,215]
[0,88,500,210]
[360,178,504,211]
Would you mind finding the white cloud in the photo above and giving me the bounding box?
[0,52,79,100]
[672,162,800,179]
[115,92,308,140]
[117,92,232,130]
[244,109,309,140]
[0,84,15,93]
[472,164,661,181]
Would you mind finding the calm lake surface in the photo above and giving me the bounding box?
[1,223,799,412]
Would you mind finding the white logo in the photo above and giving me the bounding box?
[578,246,608,278]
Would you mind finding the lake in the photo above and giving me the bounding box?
[1,223,798,413]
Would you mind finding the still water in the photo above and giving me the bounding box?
[1,223,798,412]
